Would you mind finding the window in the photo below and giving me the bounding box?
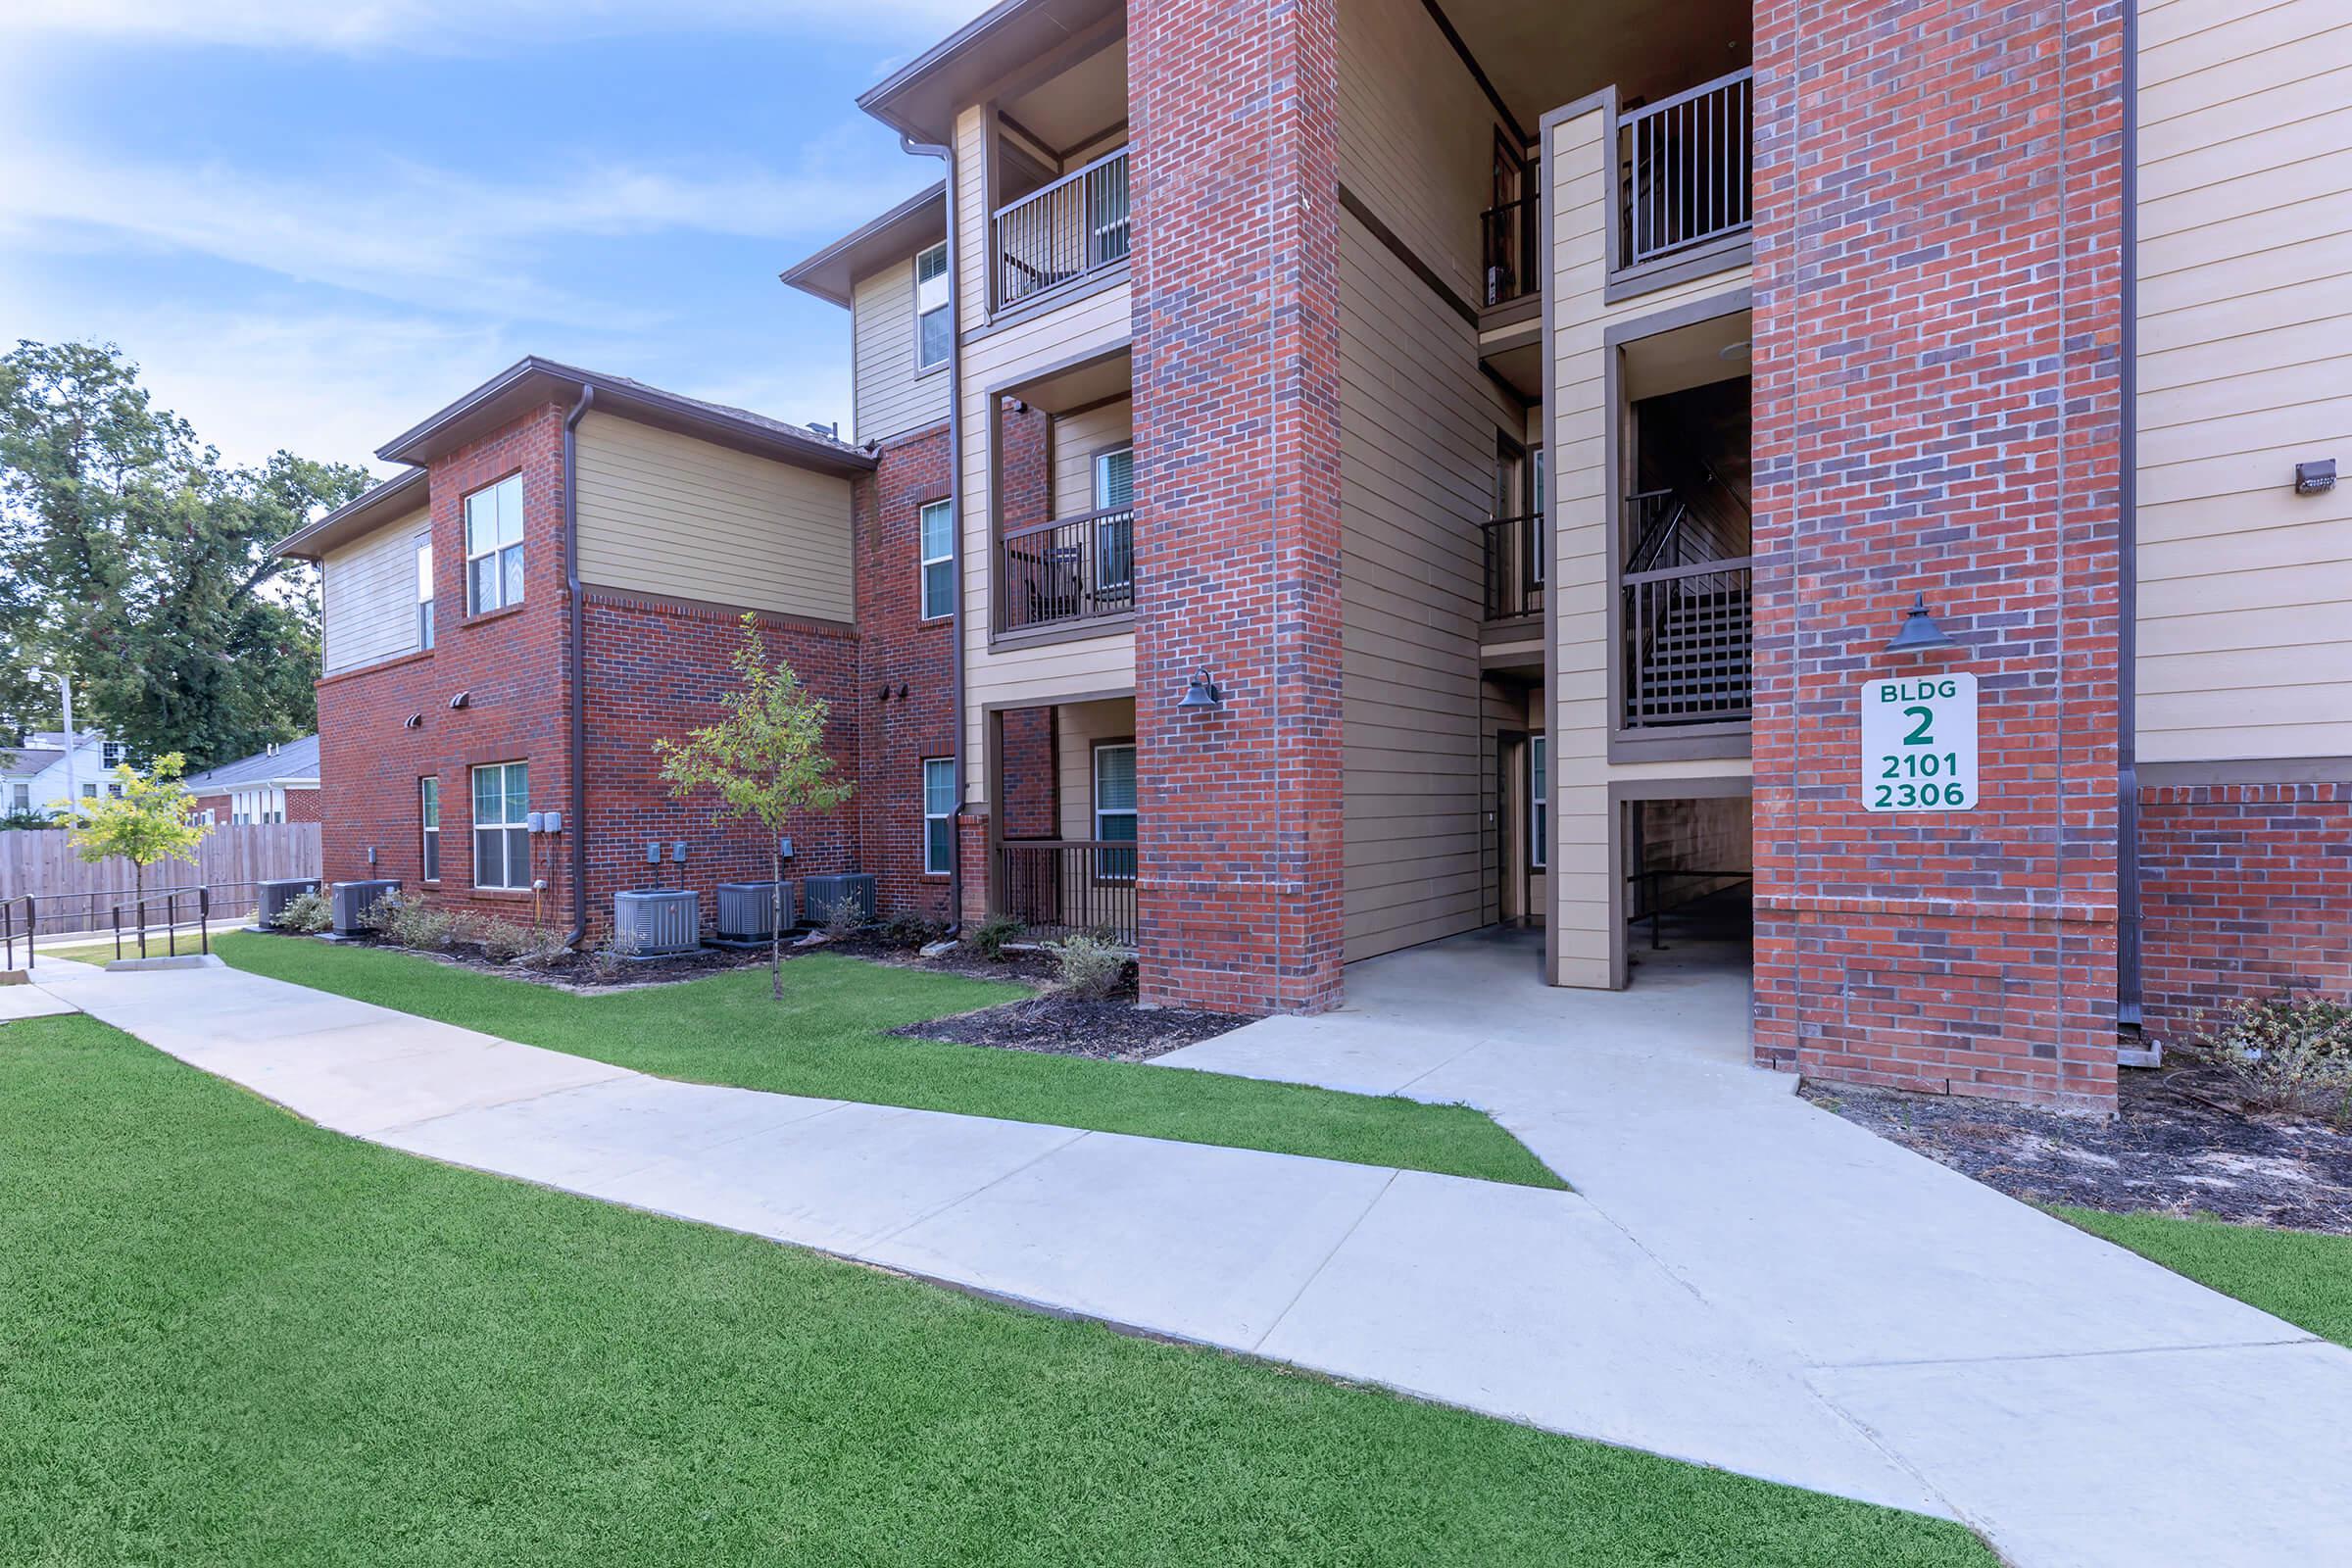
[464,473,524,613]
[416,534,435,649]
[102,742,127,768]
[1529,736,1548,870]
[1093,742,1136,881]
[471,761,530,889]
[79,783,96,799]
[419,776,441,882]
[10,783,27,811]
[230,787,285,824]
[914,240,951,370]
[199,809,216,827]
[919,499,954,620]
[922,758,956,875]
[1094,444,1134,591]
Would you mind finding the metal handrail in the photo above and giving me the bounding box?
[1001,502,1130,542]
[997,506,1136,633]
[1621,553,1753,587]
[1478,513,1545,620]
[111,886,213,962]
[993,146,1131,310]
[1619,68,1753,270]
[1479,191,1542,307]
[994,837,1139,946]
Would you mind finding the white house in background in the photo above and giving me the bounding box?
[180,735,320,826]
[0,730,127,818]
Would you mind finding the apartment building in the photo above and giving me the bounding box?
[767,0,2349,1112]
[182,736,321,826]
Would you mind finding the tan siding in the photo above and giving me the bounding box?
[1051,399,1133,514]
[573,413,855,624]
[1054,698,1137,840]
[1544,103,1755,986]
[2136,0,2352,764]
[320,510,427,675]
[955,103,1137,800]
[853,256,951,444]
[1337,0,1497,307]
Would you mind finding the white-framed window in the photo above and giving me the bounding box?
[79,783,96,799]
[10,783,28,811]
[922,758,955,876]
[230,786,285,824]
[1529,736,1548,870]
[419,776,441,882]
[101,741,127,768]
[918,499,954,620]
[1094,443,1134,590]
[470,761,529,890]
[416,533,435,649]
[1093,741,1137,882]
[464,473,524,613]
[199,808,216,827]
[914,240,951,370]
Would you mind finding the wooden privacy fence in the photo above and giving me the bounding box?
[0,823,320,935]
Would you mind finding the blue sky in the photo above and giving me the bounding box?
[0,1,992,472]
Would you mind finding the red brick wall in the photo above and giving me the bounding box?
[193,793,228,822]
[315,405,573,928]
[2138,782,2352,1038]
[1129,0,1346,1014]
[1748,0,2128,1110]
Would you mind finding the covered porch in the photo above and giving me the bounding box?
[982,693,1138,947]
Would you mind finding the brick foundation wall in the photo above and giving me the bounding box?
[1129,0,1346,1014]
[2137,781,2352,1038]
[1748,0,2127,1110]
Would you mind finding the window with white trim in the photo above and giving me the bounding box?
[1094,444,1134,591]
[1093,742,1136,882]
[470,761,529,890]
[464,473,524,613]
[230,786,285,824]
[416,533,435,649]
[1529,736,1547,870]
[10,783,28,811]
[420,776,441,882]
[914,241,951,369]
[918,499,954,620]
[922,758,955,876]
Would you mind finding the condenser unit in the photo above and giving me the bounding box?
[612,888,700,956]
[258,877,319,928]
[330,879,398,937]
[803,873,875,927]
[715,881,794,945]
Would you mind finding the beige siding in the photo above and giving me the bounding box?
[853,255,951,445]
[320,510,427,675]
[1054,698,1137,840]
[1337,0,1499,306]
[574,413,855,624]
[1544,104,1754,986]
[955,103,1137,801]
[2135,0,2352,764]
[1338,211,1523,961]
[1051,399,1133,514]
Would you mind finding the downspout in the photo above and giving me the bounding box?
[2117,4,2142,1031]
[564,384,597,947]
[901,131,968,935]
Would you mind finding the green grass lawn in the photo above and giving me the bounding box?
[210,931,1563,1189]
[0,1014,1990,1566]
[2052,1205,2352,1347]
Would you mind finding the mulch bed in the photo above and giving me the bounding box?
[1809,1060,2352,1233]
[892,995,1248,1061]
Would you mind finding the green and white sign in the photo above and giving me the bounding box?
[1861,673,1978,812]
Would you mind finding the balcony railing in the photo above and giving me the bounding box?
[996,839,1138,947]
[1622,557,1753,727]
[1619,69,1753,270]
[1480,190,1541,307]
[998,506,1135,635]
[1480,514,1544,621]
[994,146,1131,310]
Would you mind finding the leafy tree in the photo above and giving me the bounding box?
[0,341,369,768]
[59,753,210,916]
[654,614,852,999]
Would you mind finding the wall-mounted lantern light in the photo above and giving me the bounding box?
[1885,592,1957,655]
[1177,669,1225,711]
[448,690,470,710]
[403,713,422,729]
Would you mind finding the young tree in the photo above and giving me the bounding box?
[59,753,210,931]
[654,614,852,999]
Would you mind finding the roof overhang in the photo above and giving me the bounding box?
[274,466,429,562]
[858,0,1125,147]
[779,181,949,308]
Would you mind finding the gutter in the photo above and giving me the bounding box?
[564,385,597,947]
[900,131,969,936]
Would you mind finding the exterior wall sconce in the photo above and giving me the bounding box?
[448,690,469,710]
[1177,669,1226,711]
[2296,459,2335,495]
[1886,592,1957,655]
[403,713,422,729]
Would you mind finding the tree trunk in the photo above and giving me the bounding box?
[769,846,783,1002]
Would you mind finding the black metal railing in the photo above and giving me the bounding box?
[1625,868,1753,950]
[1,894,35,971]
[1620,69,1753,270]
[1622,558,1753,727]
[8,880,268,940]
[1480,190,1541,307]
[994,146,1131,310]
[996,839,1139,947]
[110,887,213,961]
[1480,514,1544,620]
[998,507,1135,634]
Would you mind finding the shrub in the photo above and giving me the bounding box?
[964,913,1025,962]
[879,910,946,950]
[473,918,539,964]
[1050,933,1130,1001]
[586,931,641,980]
[2196,993,2352,1118]
[272,887,332,935]
[372,893,459,952]
[817,893,866,941]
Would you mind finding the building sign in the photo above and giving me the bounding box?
[1861,673,1978,812]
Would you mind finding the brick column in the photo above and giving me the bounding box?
[1749,0,2127,1109]
[1128,0,1344,1013]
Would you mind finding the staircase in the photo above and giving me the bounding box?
[1630,582,1752,724]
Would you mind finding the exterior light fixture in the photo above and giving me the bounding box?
[404,713,422,729]
[1719,338,1752,361]
[448,690,470,710]
[1177,669,1225,711]
[1885,592,1956,655]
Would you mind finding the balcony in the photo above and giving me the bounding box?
[1619,490,1751,728]
[1480,513,1544,621]
[1481,187,1540,308]
[1618,69,1753,271]
[998,505,1134,636]
[993,146,1131,312]
[996,838,1139,947]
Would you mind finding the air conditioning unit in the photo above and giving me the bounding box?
[258,877,319,928]
[803,873,875,926]
[715,881,794,944]
[613,888,700,956]
[330,879,399,936]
